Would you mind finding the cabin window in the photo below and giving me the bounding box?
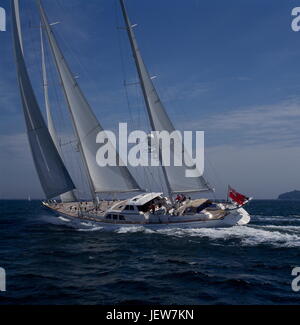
[125,205,135,211]
[119,215,125,221]
[113,215,118,220]
[137,205,148,213]
[106,214,112,220]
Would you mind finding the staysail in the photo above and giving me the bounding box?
[120,0,212,195]
[37,0,141,195]
[12,0,75,199]
[40,24,77,203]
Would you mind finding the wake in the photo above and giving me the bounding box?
[43,213,300,247]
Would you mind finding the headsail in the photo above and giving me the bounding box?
[120,0,212,195]
[11,0,75,199]
[37,0,141,194]
[40,24,77,203]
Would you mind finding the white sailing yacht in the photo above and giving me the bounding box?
[12,0,251,229]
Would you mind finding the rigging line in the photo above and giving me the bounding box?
[116,2,165,194]
[127,54,157,192]
[45,43,72,166]
[46,45,72,142]
[135,73,165,193]
[114,0,134,127]
[156,76,187,132]
[29,8,76,190]
[26,2,44,99]
[53,0,97,85]
[75,148,90,199]
[44,29,87,196]
[115,0,150,191]
[206,154,225,200]
[44,33,67,145]
[51,0,96,199]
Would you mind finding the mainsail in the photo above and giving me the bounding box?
[40,24,77,203]
[37,0,141,195]
[120,0,211,195]
[12,0,75,199]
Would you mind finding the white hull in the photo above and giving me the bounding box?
[45,205,251,230]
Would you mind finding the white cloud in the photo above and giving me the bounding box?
[183,98,300,148]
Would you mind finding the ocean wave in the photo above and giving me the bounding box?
[80,222,94,227]
[251,215,300,222]
[260,225,300,231]
[85,222,300,247]
[77,226,103,232]
[76,221,300,247]
[43,213,300,247]
[116,226,155,234]
[154,226,300,248]
[58,217,71,223]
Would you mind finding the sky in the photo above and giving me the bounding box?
[0,0,300,199]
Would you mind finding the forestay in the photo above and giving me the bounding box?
[38,1,141,194]
[120,0,211,194]
[12,0,75,199]
[40,24,77,203]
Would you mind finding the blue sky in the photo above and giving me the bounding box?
[0,0,300,199]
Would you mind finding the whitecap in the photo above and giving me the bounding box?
[58,216,71,223]
[77,226,103,232]
[80,222,93,227]
[155,226,300,248]
[116,226,154,234]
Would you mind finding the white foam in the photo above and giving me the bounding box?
[155,225,300,248]
[80,222,93,227]
[48,213,300,247]
[77,226,103,232]
[58,216,71,223]
[116,226,154,234]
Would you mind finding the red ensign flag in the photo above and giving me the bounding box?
[228,186,249,206]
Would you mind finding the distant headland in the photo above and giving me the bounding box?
[278,190,300,200]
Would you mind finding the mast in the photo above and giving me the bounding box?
[39,18,95,202]
[119,0,173,199]
[37,0,141,196]
[40,24,77,203]
[11,0,75,199]
[119,0,212,197]
[40,24,57,147]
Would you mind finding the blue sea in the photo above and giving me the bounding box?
[0,199,300,305]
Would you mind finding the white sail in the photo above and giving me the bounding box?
[37,1,141,194]
[12,0,75,199]
[120,0,211,194]
[40,25,77,203]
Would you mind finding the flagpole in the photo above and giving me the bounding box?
[227,185,230,203]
